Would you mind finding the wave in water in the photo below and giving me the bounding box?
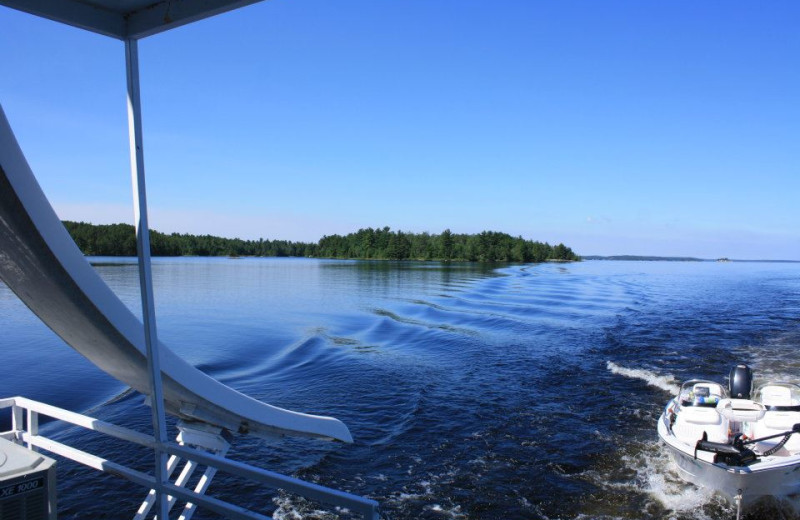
[10,258,800,519]
[606,361,680,395]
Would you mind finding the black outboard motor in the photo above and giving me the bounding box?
[729,364,754,399]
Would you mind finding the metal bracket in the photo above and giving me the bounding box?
[134,422,231,520]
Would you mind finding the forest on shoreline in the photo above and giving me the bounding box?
[62,221,579,263]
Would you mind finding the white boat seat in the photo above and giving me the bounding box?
[761,385,793,407]
[673,406,729,444]
[752,385,800,453]
[682,407,724,425]
[762,412,800,431]
[751,412,800,454]
[752,414,800,454]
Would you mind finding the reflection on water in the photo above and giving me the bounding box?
[1,258,799,519]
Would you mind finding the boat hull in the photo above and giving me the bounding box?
[658,409,800,506]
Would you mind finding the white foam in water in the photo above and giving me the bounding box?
[427,503,466,519]
[569,442,727,520]
[272,494,341,520]
[630,446,727,520]
[607,361,680,395]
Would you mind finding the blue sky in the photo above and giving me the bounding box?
[1,1,798,259]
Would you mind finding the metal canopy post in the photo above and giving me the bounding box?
[125,37,170,520]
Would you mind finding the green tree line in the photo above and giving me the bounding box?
[318,227,578,262]
[62,221,314,257]
[62,221,579,262]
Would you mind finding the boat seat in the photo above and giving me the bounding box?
[752,385,800,453]
[681,407,723,425]
[751,412,800,453]
[761,385,793,407]
[673,406,729,444]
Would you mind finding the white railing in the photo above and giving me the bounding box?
[0,396,379,520]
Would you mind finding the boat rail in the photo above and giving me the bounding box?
[0,396,379,520]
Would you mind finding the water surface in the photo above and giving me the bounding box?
[1,258,799,519]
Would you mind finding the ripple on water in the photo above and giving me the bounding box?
[5,259,800,519]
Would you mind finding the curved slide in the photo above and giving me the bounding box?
[0,105,352,443]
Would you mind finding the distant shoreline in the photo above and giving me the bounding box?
[62,221,579,263]
[582,255,800,263]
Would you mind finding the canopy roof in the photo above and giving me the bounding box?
[0,0,264,39]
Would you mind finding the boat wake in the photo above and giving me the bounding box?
[564,437,733,520]
[631,443,728,519]
[606,361,680,395]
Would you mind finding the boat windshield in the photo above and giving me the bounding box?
[754,382,800,411]
[678,380,727,407]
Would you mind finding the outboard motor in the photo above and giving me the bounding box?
[729,364,753,399]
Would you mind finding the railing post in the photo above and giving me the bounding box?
[125,37,169,520]
[11,404,23,444]
[0,397,379,519]
[27,408,38,451]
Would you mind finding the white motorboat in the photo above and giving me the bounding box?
[658,364,800,517]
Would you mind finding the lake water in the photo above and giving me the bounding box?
[1,258,800,519]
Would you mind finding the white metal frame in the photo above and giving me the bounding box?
[125,36,171,519]
[0,2,375,518]
[0,396,380,520]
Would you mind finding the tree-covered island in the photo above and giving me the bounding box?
[62,221,579,263]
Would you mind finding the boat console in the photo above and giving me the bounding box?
[671,380,729,444]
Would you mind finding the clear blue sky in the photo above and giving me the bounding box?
[1,1,798,259]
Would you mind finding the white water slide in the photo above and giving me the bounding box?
[0,105,352,443]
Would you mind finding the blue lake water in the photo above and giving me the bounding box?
[1,258,800,519]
